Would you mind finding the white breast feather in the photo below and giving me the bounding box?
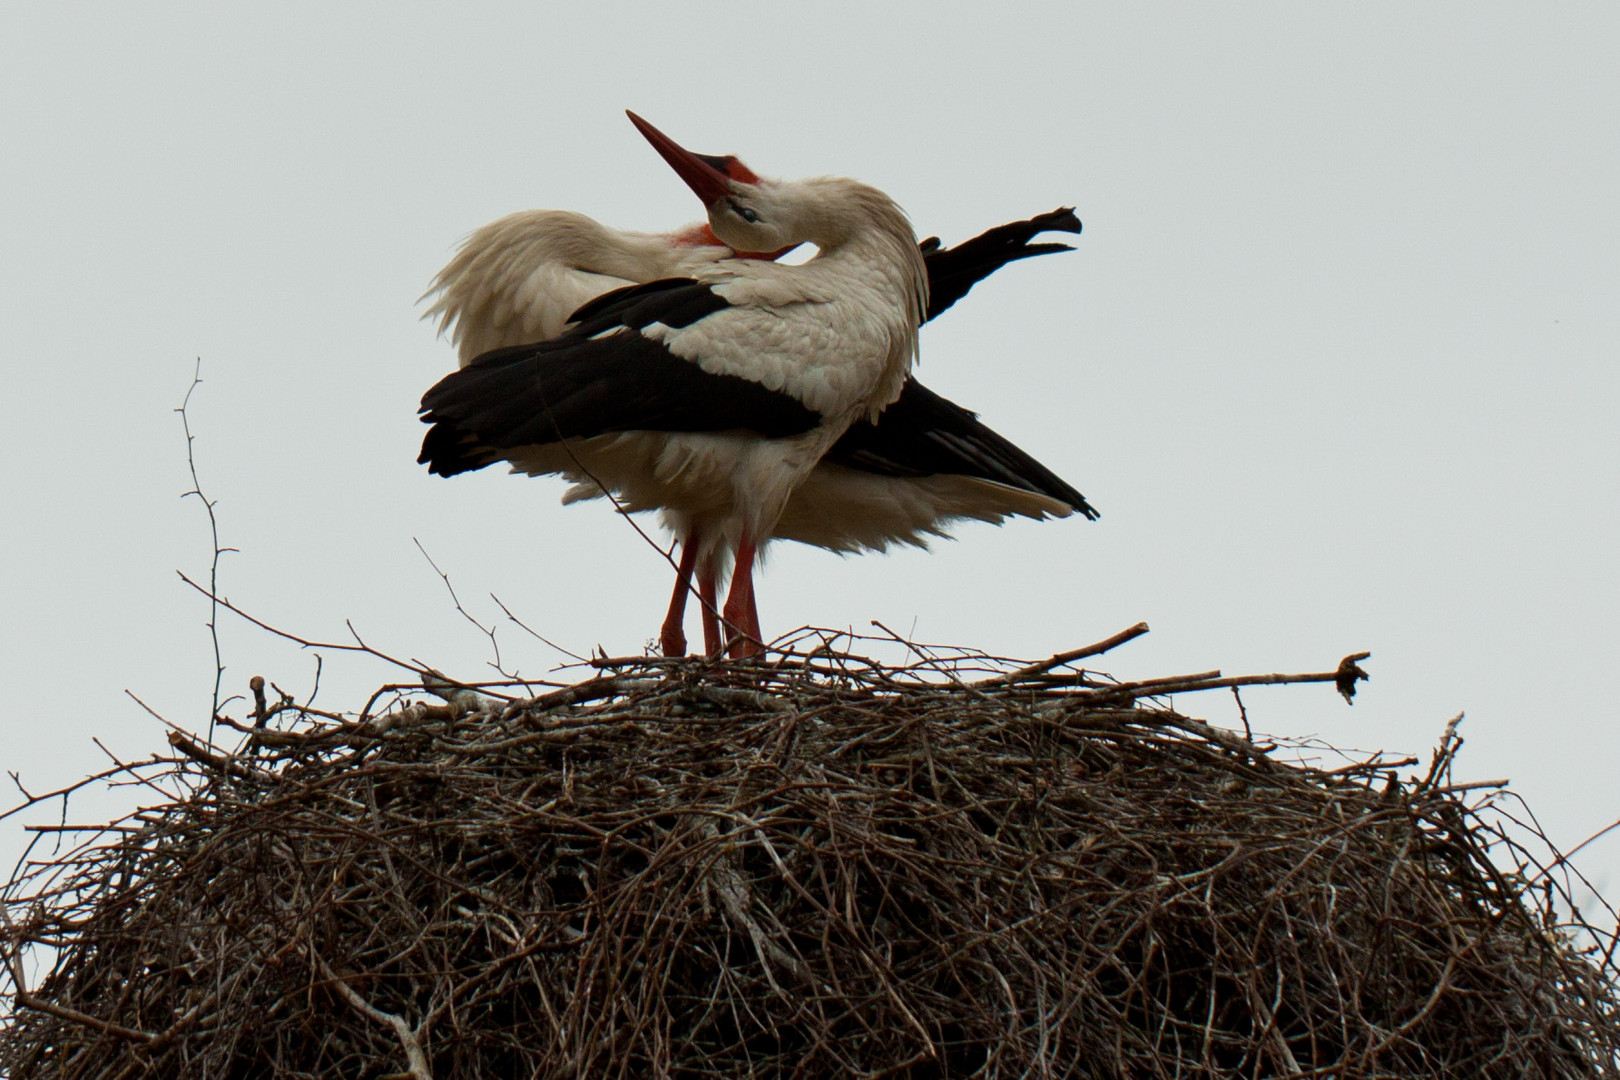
[641,258,914,418]
[642,308,883,418]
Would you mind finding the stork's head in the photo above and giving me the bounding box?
[627,110,821,257]
[627,111,928,330]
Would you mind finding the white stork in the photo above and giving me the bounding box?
[421,113,933,658]
[419,114,1096,658]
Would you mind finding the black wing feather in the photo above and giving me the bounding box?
[827,379,1098,519]
[419,279,820,478]
[563,277,729,332]
[921,208,1082,322]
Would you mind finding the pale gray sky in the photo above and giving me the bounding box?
[3,4,1617,913]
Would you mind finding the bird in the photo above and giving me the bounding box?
[419,113,1096,658]
[421,112,934,658]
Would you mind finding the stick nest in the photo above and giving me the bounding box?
[3,639,1616,1078]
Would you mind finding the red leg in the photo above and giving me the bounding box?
[723,530,762,659]
[660,537,701,657]
[698,554,723,658]
[743,581,763,649]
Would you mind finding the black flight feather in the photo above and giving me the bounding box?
[826,379,1098,519]
[920,207,1081,322]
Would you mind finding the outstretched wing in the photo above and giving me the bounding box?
[920,207,1081,322]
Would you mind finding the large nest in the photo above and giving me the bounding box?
[3,632,1616,1078]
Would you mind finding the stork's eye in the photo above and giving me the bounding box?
[729,200,759,224]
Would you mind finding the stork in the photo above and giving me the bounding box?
[420,115,1096,658]
[421,113,933,658]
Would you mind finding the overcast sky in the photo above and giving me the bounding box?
[3,4,1617,920]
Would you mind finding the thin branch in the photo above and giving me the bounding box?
[491,594,589,665]
[175,572,423,675]
[176,360,236,742]
[1560,815,1620,866]
[972,622,1150,686]
[413,538,512,678]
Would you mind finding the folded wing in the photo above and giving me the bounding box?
[418,279,821,478]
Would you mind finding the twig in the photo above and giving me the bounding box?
[972,622,1151,686]
[177,360,237,743]
[175,572,423,675]
[1231,685,1252,742]
[414,538,512,679]
[491,593,589,664]
[1560,815,1620,866]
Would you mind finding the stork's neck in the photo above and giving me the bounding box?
[776,179,931,416]
[533,213,724,280]
[421,209,731,363]
[790,178,930,340]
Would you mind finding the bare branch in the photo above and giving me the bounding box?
[175,571,424,675]
[973,621,1151,686]
[176,359,231,741]
[413,538,512,678]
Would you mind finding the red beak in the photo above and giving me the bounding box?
[626,111,734,207]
